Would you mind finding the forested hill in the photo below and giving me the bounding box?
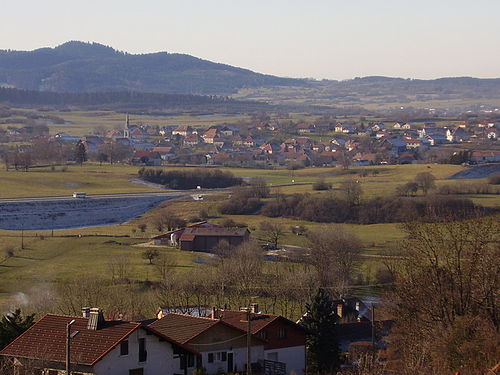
[0,87,272,113]
[0,41,303,95]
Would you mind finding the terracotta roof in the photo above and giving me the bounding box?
[149,313,265,347]
[0,314,141,365]
[214,310,279,334]
[148,314,220,344]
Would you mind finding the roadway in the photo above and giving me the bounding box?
[0,188,228,203]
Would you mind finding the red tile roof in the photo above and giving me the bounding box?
[148,314,220,344]
[214,310,279,334]
[0,314,141,365]
[149,313,265,346]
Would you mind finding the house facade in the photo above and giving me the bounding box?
[0,308,195,375]
[150,313,265,374]
[213,308,306,375]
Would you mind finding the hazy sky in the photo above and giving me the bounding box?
[2,0,499,80]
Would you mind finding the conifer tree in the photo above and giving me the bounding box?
[0,309,35,349]
[74,140,87,165]
[301,288,340,374]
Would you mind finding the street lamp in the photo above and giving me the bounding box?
[66,319,79,375]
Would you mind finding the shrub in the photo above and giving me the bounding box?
[312,179,332,191]
[487,172,500,185]
[138,168,242,189]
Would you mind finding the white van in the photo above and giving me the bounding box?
[72,192,87,198]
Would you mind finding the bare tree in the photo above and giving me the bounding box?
[341,179,363,206]
[142,248,160,264]
[307,225,362,295]
[107,255,131,283]
[388,214,500,374]
[259,221,286,249]
[154,253,177,281]
[414,172,436,195]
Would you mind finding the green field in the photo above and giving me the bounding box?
[0,162,498,311]
[0,109,251,136]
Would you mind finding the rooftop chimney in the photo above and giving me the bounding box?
[87,308,104,330]
[251,303,259,314]
[337,303,343,318]
[81,307,90,318]
[156,308,165,320]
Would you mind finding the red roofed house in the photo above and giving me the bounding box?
[172,126,193,137]
[469,151,500,163]
[179,227,250,252]
[201,128,219,143]
[152,221,222,246]
[213,307,306,375]
[0,307,196,375]
[150,313,265,375]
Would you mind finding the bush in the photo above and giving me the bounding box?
[487,172,500,185]
[312,179,332,191]
[219,196,262,215]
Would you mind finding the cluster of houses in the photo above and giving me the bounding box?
[2,115,499,167]
[114,117,500,166]
[0,299,390,375]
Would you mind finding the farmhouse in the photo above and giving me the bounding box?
[152,221,222,246]
[179,227,250,252]
[0,308,196,375]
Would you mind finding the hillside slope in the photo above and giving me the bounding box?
[0,41,303,95]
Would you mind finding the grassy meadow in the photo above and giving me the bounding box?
[0,161,498,311]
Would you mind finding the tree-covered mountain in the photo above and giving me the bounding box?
[0,41,303,95]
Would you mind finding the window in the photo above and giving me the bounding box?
[277,327,287,339]
[221,352,227,362]
[187,353,195,368]
[259,330,268,340]
[120,340,129,356]
[138,338,147,362]
[208,353,214,363]
[48,371,58,375]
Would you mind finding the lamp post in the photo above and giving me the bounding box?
[66,319,76,375]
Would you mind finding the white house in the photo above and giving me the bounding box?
[150,312,266,374]
[0,308,196,375]
[213,307,306,375]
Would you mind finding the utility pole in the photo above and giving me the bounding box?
[66,319,75,375]
[371,304,376,363]
[246,307,252,375]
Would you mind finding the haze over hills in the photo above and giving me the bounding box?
[0,41,500,110]
[0,41,303,95]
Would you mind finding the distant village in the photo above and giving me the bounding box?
[1,114,499,169]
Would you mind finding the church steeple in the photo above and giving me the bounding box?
[124,113,130,138]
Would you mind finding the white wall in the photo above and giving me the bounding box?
[93,328,182,375]
[200,345,264,375]
[265,346,306,375]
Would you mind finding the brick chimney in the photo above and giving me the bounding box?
[81,307,90,318]
[251,303,259,313]
[87,307,104,330]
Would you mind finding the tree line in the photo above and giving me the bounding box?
[138,168,243,189]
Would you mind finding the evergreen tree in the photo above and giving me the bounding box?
[0,309,35,349]
[74,140,87,165]
[301,288,340,374]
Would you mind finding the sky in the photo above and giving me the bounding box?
[1,0,500,80]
